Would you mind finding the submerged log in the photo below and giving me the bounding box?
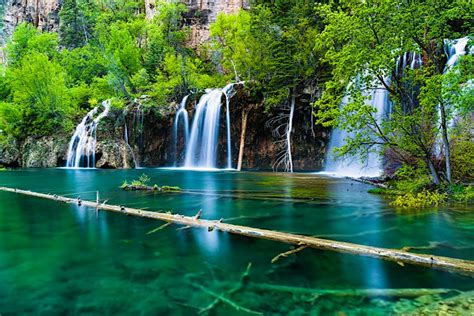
[1,186,474,277]
[215,282,458,298]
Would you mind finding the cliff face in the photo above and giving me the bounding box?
[1,0,247,47]
[145,0,249,47]
[2,0,61,39]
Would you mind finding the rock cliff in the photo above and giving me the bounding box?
[2,0,61,39]
[147,0,249,47]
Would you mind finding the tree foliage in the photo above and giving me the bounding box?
[314,0,473,184]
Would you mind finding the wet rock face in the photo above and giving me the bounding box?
[227,94,329,171]
[0,140,21,167]
[2,0,61,38]
[95,140,135,169]
[20,136,68,168]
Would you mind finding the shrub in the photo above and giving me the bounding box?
[392,190,448,208]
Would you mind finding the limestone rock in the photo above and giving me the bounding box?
[95,140,136,169]
[20,136,68,168]
[0,140,20,167]
[2,0,61,39]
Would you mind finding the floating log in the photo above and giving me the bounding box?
[1,186,474,277]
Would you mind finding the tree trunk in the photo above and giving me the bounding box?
[237,109,249,171]
[439,101,452,184]
[2,186,474,276]
[426,155,441,185]
[286,91,295,173]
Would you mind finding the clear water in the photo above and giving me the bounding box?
[0,169,473,314]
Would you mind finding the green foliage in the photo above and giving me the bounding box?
[393,165,432,193]
[2,52,74,137]
[392,190,448,208]
[210,1,324,108]
[121,173,150,187]
[6,23,59,66]
[1,1,222,140]
[449,185,474,203]
[314,0,472,185]
[59,0,97,49]
[161,185,182,192]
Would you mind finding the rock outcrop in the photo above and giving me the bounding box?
[0,139,20,167]
[2,0,61,39]
[20,135,68,167]
[145,0,250,47]
[95,140,136,169]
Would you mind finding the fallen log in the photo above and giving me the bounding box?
[1,186,474,277]
[215,282,459,298]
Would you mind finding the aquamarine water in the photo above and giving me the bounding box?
[0,169,473,314]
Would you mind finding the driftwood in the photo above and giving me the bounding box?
[1,186,474,277]
[348,177,389,189]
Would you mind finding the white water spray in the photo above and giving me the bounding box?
[171,84,238,169]
[66,100,110,168]
[324,81,390,178]
[172,95,190,166]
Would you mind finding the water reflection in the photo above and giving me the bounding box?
[176,171,231,260]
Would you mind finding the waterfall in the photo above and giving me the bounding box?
[172,83,237,169]
[184,89,225,169]
[172,95,190,166]
[324,80,390,178]
[443,37,470,128]
[66,100,111,168]
[222,83,234,169]
[444,37,469,69]
[123,120,138,168]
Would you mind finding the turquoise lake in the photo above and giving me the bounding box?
[0,169,473,314]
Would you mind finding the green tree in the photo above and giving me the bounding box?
[314,0,472,184]
[2,53,74,137]
[59,0,97,49]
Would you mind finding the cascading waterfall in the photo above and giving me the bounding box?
[66,100,110,168]
[444,37,469,69]
[323,38,469,177]
[324,81,391,178]
[184,89,225,169]
[172,95,190,166]
[443,37,470,128]
[172,84,237,169]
